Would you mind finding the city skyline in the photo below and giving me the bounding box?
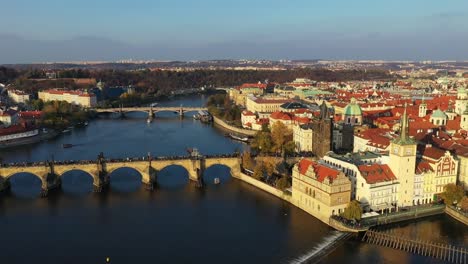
[2,0,468,63]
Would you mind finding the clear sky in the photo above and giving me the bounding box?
[1,0,468,63]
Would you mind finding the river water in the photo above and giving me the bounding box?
[0,95,466,264]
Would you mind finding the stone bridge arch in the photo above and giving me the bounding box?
[1,166,50,190]
[203,157,241,177]
[54,164,100,187]
[151,159,199,181]
[105,161,152,184]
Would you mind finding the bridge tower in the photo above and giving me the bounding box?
[94,152,110,192]
[143,152,158,191]
[41,158,61,197]
[119,104,125,118]
[149,105,155,120]
[179,105,184,117]
[189,149,205,187]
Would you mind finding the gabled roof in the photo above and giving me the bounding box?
[358,164,396,184]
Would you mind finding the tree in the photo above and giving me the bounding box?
[252,163,264,181]
[276,176,290,190]
[263,157,277,176]
[283,141,296,155]
[242,151,253,170]
[441,183,464,206]
[271,121,293,153]
[459,196,468,211]
[341,200,362,221]
[252,131,273,153]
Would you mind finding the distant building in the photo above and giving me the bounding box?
[8,90,30,104]
[38,89,97,107]
[0,108,19,127]
[245,96,292,114]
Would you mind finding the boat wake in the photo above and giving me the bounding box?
[289,231,350,264]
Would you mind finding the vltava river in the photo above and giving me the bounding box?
[0,95,466,264]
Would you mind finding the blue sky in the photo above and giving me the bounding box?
[1,0,468,63]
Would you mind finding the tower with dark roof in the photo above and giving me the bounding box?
[311,101,333,157]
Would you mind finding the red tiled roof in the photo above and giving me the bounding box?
[416,160,434,174]
[358,164,396,184]
[298,159,340,183]
[270,111,293,121]
[421,146,446,160]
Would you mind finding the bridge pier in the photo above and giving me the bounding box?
[0,178,11,193]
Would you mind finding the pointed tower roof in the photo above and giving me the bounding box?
[392,103,415,145]
[319,101,330,120]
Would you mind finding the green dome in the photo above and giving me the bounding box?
[431,109,447,119]
[344,98,362,116]
[458,86,466,94]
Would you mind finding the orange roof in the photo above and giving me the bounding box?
[298,159,340,183]
[270,111,293,121]
[358,164,396,184]
[421,146,446,160]
[416,160,434,174]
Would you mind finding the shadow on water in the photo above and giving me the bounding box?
[8,173,42,199]
[156,165,189,189]
[61,170,94,195]
[202,164,232,186]
[109,167,142,193]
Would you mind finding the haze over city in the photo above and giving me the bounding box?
[2,0,468,63]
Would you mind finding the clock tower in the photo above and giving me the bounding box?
[389,103,417,207]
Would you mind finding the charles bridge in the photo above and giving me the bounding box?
[0,152,240,196]
[94,105,207,118]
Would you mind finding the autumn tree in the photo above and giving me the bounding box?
[242,151,253,170]
[252,130,273,153]
[441,183,464,205]
[341,200,362,221]
[276,176,290,190]
[459,196,468,211]
[263,157,277,176]
[252,163,264,180]
[271,121,293,153]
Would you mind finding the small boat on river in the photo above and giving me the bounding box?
[228,133,249,142]
[62,144,73,148]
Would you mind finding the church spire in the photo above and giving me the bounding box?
[393,103,415,145]
[401,103,409,140]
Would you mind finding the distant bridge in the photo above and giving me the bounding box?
[94,106,207,117]
[0,152,240,196]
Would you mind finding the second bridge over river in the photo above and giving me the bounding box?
[94,106,207,118]
[0,152,240,196]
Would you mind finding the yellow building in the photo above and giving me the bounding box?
[293,123,313,152]
[38,89,97,107]
[458,154,468,191]
[420,147,459,196]
[292,159,351,224]
[246,96,291,113]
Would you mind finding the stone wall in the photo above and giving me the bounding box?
[212,116,257,136]
[232,172,291,202]
[445,206,468,226]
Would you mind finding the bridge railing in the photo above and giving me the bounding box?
[1,153,240,168]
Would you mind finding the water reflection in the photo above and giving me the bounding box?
[8,173,42,198]
[202,164,232,186]
[61,170,94,195]
[157,165,189,189]
[109,168,142,193]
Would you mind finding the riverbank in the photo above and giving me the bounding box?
[213,116,257,136]
[0,130,59,149]
[445,206,468,226]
